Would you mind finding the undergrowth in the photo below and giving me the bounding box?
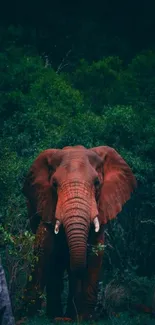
[17,313,155,325]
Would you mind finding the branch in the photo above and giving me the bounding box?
[56,49,72,74]
[141,219,155,225]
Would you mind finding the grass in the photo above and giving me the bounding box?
[17,313,155,325]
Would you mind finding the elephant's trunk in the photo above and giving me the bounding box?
[56,181,96,273]
[64,216,89,273]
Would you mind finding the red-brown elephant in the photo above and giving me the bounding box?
[22,145,137,321]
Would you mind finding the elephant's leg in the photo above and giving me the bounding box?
[22,222,53,317]
[46,261,66,319]
[65,272,82,320]
[46,228,68,320]
[82,229,105,320]
[65,276,74,319]
[65,271,83,320]
[82,254,103,320]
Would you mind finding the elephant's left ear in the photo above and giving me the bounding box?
[91,146,137,224]
[22,149,61,229]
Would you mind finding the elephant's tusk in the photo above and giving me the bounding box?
[94,216,100,232]
[54,220,61,234]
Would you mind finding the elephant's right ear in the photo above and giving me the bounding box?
[23,149,61,228]
[91,146,137,224]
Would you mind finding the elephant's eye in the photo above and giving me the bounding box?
[52,178,58,189]
[94,177,100,187]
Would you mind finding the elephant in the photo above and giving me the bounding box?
[22,145,137,321]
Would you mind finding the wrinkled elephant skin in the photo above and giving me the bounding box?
[21,145,137,321]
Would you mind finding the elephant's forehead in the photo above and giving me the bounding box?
[62,145,86,151]
[60,146,101,168]
[59,149,90,172]
[61,146,88,161]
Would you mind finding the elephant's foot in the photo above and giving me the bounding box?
[54,315,92,323]
[54,317,73,322]
[55,314,95,323]
[65,297,79,320]
[65,307,82,322]
[78,303,97,321]
[46,302,64,321]
[65,304,96,322]
[78,313,95,321]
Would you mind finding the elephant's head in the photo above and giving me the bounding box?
[23,145,137,272]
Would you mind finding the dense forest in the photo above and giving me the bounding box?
[0,1,155,324]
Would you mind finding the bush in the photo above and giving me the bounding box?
[0,39,155,319]
[0,224,35,313]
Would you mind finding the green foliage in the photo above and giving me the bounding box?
[69,51,155,113]
[0,32,155,320]
[17,313,154,325]
[0,224,35,311]
[126,51,155,107]
[69,57,123,113]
